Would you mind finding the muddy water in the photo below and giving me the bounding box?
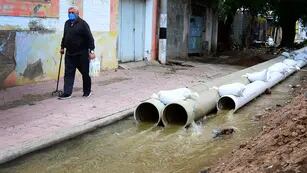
[0,71,304,173]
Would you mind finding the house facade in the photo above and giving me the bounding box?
[0,0,218,88]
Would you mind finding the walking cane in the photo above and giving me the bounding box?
[52,54,64,96]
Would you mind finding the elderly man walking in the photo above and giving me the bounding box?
[59,7,96,100]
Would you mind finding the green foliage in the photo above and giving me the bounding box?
[216,0,307,46]
[217,0,307,24]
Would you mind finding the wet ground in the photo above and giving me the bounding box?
[0,61,241,167]
[211,69,307,173]
[0,69,303,173]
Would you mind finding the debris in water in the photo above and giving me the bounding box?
[289,84,301,89]
[212,128,235,138]
[199,167,211,173]
[265,107,272,111]
[252,113,263,121]
[264,89,272,95]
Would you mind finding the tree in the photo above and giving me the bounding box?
[270,0,307,47]
[216,0,269,50]
[216,0,242,50]
[217,0,307,48]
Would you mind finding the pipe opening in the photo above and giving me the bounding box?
[135,103,160,124]
[163,104,188,126]
[218,96,236,110]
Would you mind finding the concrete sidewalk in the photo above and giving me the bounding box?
[0,61,242,164]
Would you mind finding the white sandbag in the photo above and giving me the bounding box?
[266,37,274,46]
[242,81,267,97]
[151,93,159,100]
[281,52,290,58]
[296,60,307,68]
[218,83,246,97]
[189,92,200,100]
[283,59,298,67]
[267,62,291,75]
[157,88,196,105]
[290,51,299,58]
[245,69,268,82]
[266,71,284,82]
[294,53,307,61]
[266,71,285,88]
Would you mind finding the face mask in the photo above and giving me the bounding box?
[68,13,77,21]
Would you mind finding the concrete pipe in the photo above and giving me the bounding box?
[217,81,268,112]
[161,90,221,127]
[134,99,165,126]
[162,99,196,127]
[217,56,306,112]
[190,56,285,94]
[162,56,285,127]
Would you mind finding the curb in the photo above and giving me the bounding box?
[0,107,134,165]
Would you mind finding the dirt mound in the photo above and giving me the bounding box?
[210,90,307,173]
[187,48,275,67]
[227,55,267,67]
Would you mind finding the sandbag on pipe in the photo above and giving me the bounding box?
[294,53,307,62]
[161,56,285,127]
[245,69,268,82]
[217,81,267,112]
[281,52,290,58]
[217,83,246,97]
[283,59,298,68]
[296,60,307,68]
[155,88,199,105]
[267,62,292,75]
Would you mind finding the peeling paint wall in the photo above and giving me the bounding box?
[94,32,118,70]
[0,0,119,88]
[14,32,62,85]
[167,0,190,59]
[0,0,60,18]
[0,0,83,31]
[0,31,16,88]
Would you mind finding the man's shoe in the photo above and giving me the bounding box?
[83,92,92,98]
[58,93,72,100]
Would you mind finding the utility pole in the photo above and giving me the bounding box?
[159,0,167,64]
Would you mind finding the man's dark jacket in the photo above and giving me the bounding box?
[61,17,95,55]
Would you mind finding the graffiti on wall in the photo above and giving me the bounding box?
[15,32,62,86]
[0,0,119,89]
[0,31,119,88]
[0,31,16,88]
[0,0,59,18]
